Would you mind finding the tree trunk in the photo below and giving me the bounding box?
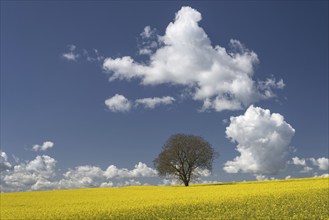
[184,181,189,186]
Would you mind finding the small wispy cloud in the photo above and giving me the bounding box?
[62,45,80,61]
[32,141,54,152]
[138,26,160,56]
[105,94,175,112]
[62,45,104,62]
[83,48,104,62]
[135,96,175,109]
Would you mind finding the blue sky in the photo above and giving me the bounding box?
[1,1,328,191]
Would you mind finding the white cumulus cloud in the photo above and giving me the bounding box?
[292,157,306,166]
[0,151,12,172]
[290,157,328,173]
[0,152,157,192]
[105,94,132,112]
[310,157,329,171]
[129,162,158,177]
[103,6,284,112]
[1,155,57,192]
[55,162,157,190]
[59,165,106,189]
[32,141,54,152]
[224,105,295,175]
[104,162,157,179]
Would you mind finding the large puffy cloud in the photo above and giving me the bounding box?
[56,162,157,190]
[58,165,109,189]
[103,6,284,112]
[0,151,157,192]
[1,155,57,192]
[104,162,157,179]
[224,105,295,175]
[127,162,158,177]
[25,155,57,178]
[32,141,54,152]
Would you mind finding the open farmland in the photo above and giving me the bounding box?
[1,177,328,219]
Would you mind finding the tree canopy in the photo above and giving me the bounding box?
[154,134,218,186]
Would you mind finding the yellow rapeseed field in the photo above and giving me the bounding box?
[1,177,328,219]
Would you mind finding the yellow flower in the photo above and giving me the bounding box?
[1,177,328,219]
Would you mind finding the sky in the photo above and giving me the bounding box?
[1,1,328,191]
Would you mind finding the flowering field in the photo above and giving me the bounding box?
[1,177,328,219]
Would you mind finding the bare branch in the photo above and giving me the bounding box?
[154,133,218,186]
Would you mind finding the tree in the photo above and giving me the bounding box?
[153,134,218,186]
